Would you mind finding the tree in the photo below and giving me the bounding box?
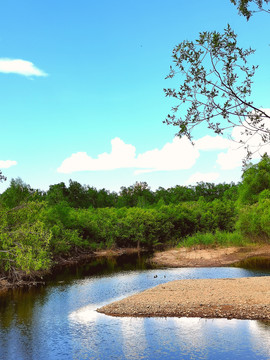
[230,0,270,20]
[237,153,270,204]
[192,182,235,202]
[0,178,34,209]
[67,180,89,208]
[167,185,195,203]
[95,188,117,208]
[0,170,6,182]
[164,25,270,159]
[46,182,69,205]
[119,182,154,207]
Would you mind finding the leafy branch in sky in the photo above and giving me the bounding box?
[0,170,7,182]
[230,0,270,20]
[164,24,270,159]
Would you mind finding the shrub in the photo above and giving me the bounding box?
[179,231,248,248]
[0,220,51,274]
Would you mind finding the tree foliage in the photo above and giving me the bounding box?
[164,25,270,158]
[0,170,6,183]
[119,182,154,207]
[230,0,270,19]
[0,202,51,279]
[0,155,269,281]
[0,178,36,208]
[237,196,270,239]
[237,153,270,204]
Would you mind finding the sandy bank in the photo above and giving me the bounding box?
[151,245,270,267]
[97,276,270,320]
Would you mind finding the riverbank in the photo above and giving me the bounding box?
[0,248,142,290]
[97,276,270,320]
[1,244,270,290]
[151,244,270,267]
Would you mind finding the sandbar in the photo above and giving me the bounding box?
[97,276,270,320]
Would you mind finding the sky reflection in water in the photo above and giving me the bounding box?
[0,258,270,360]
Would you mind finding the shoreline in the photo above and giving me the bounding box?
[97,276,270,321]
[151,244,270,268]
[0,247,142,290]
[1,244,270,291]
[97,244,270,321]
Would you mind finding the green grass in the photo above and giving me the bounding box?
[178,231,253,248]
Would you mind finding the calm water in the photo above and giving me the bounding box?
[0,254,270,360]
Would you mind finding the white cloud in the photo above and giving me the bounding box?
[0,160,17,168]
[187,172,220,184]
[216,109,270,170]
[0,58,47,77]
[136,137,200,172]
[195,135,231,150]
[57,120,270,176]
[216,147,247,170]
[58,136,200,174]
[58,138,136,174]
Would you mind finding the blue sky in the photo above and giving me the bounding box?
[0,0,269,192]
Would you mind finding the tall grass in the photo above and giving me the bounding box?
[178,231,252,248]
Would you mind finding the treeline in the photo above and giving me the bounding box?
[0,178,238,209]
[0,154,270,281]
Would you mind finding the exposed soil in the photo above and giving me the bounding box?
[151,245,270,268]
[97,276,270,320]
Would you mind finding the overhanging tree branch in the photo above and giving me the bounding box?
[230,0,270,20]
[164,25,270,158]
[0,171,6,182]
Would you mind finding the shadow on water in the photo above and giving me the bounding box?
[1,252,270,360]
[0,253,154,331]
[233,256,270,271]
[47,251,155,285]
[256,320,270,329]
[0,286,49,330]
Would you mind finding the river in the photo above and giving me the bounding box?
[0,253,269,360]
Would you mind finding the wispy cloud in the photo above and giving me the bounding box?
[0,160,17,168]
[0,58,47,77]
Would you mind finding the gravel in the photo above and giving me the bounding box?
[97,276,270,320]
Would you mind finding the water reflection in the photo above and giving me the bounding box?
[233,256,270,271]
[249,321,270,359]
[68,313,270,360]
[0,254,270,360]
[120,317,148,360]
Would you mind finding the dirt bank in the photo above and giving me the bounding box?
[97,276,270,320]
[151,245,270,268]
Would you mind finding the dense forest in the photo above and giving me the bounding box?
[0,154,270,282]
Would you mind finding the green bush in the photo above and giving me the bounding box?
[179,231,248,248]
[237,197,270,240]
[0,220,51,273]
[2,160,270,280]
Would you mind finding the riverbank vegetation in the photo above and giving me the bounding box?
[0,154,269,282]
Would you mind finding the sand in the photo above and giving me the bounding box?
[151,245,270,267]
[97,276,270,320]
